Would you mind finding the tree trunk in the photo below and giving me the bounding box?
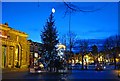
[81,54,84,70]
[49,51,52,72]
[114,56,116,69]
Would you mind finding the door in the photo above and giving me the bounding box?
[2,45,6,68]
[14,46,19,67]
[9,46,14,67]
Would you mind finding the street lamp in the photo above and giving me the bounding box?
[119,54,120,57]
[69,12,71,52]
[52,8,55,13]
[68,11,72,64]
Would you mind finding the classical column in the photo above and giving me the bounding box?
[0,38,2,68]
[20,48,23,68]
[8,46,14,68]
[6,45,9,68]
[18,44,22,68]
[14,45,20,68]
[12,46,15,68]
[14,45,17,68]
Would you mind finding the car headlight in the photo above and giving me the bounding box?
[104,66,106,69]
[37,70,41,73]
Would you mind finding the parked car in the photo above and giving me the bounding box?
[95,63,104,71]
[29,66,46,73]
[29,63,45,73]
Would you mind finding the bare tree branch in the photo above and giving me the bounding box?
[64,2,78,12]
[63,1,108,14]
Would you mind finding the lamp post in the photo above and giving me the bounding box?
[118,53,120,78]
[80,46,84,70]
[52,8,55,13]
[69,12,72,64]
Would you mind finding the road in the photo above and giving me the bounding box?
[2,69,120,81]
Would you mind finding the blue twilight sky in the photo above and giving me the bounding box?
[2,2,118,43]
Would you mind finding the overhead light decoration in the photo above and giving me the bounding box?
[52,8,55,13]
[56,43,66,58]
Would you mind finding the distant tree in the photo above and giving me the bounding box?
[61,32,77,62]
[61,32,77,51]
[112,35,120,47]
[103,35,120,69]
[60,34,67,46]
[91,45,98,64]
[103,36,114,66]
[68,32,77,53]
[103,37,113,54]
[111,35,120,69]
[41,12,59,71]
[79,40,89,70]
[91,45,98,55]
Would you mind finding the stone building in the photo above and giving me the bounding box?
[0,23,30,68]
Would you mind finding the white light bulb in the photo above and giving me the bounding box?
[52,8,55,13]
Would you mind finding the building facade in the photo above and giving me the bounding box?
[0,23,30,68]
[28,40,43,67]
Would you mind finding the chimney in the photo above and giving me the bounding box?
[4,22,8,26]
